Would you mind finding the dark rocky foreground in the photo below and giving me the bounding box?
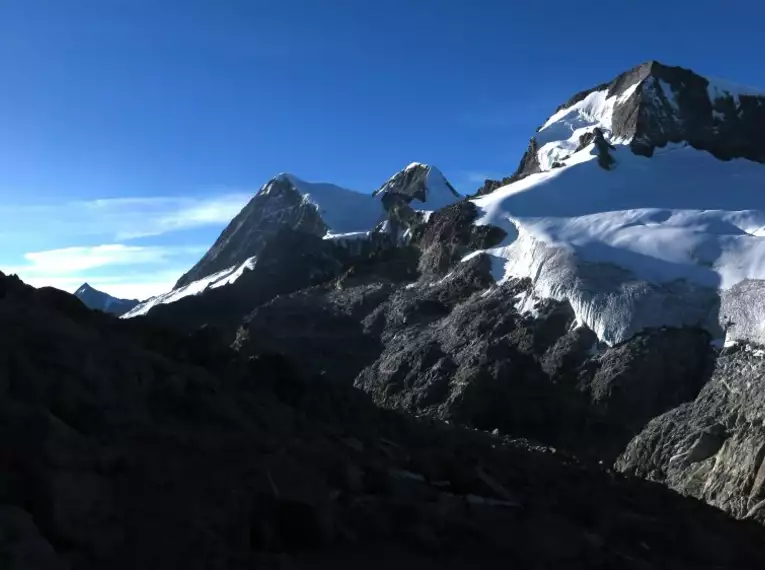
[3,272,765,568]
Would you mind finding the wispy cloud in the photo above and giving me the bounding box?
[19,273,183,301]
[5,244,208,299]
[0,191,251,245]
[77,193,252,240]
[17,244,206,274]
[0,190,252,299]
[461,171,506,184]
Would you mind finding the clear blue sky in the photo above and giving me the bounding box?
[1,0,764,298]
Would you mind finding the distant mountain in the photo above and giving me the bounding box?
[373,162,462,211]
[123,165,462,317]
[74,283,139,316]
[172,173,384,290]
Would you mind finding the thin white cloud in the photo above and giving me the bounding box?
[0,190,252,300]
[5,244,208,299]
[77,193,252,240]
[16,244,206,275]
[19,273,182,300]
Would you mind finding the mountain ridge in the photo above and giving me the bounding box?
[74,282,139,316]
[162,163,461,301]
[113,60,765,533]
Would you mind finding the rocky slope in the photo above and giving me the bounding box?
[3,271,765,569]
[172,174,382,290]
[616,342,765,524]
[122,60,765,532]
[73,283,139,316]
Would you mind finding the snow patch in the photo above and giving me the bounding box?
[122,256,257,318]
[536,81,641,172]
[324,231,371,242]
[273,174,384,234]
[706,77,765,106]
[658,79,680,112]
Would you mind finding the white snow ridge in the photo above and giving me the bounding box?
[122,256,257,318]
[465,70,765,346]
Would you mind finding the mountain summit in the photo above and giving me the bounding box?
[503,61,765,186]
[468,60,765,345]
[172,165,460,292]
[373,163,462,210]
[74,283,139,316]
[172,174,382,290]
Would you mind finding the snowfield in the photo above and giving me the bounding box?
[122,256,257,318]
[467,77,765,345]
[273,174,384,234]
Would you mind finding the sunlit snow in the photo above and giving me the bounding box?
[469,141,765,345]
[122,256,257,318]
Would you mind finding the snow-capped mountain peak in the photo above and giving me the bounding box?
[173,174,384,289]
[75,282,94,296]
[373,162,462,210]
[524,60,765,182]
[467,61,765,346]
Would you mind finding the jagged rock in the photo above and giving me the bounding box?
[576,127,616,169]
[616,344,765,522]
[137,229,348,341]
[578,328,713,434]
[553,60,765,162]
[410,201,506,279]
[0,507,68,570]
[373,163,461,210]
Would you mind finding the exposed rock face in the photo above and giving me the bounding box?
[74,283,139,316]
[137,229,349,341]
[411,200,506,279]
[174,176,333,289]
[504,137,543,183]
[228,226,713,462]
[175,165,462,292]
[3,270,765,569]
[555,60,765,162]
[373,163,461,210]
[473,60,765,196]
[616,344,765,523]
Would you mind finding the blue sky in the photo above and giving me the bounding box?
[2,0,764,298]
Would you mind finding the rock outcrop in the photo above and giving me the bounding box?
[616,343,765,524]
[3,271,765,568]
[550,60,765,162]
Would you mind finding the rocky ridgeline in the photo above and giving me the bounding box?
[3,272,765,568]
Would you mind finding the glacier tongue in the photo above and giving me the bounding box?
[469,141,765,346]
